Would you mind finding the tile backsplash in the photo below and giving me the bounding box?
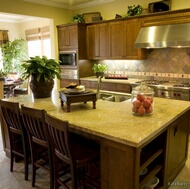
[101,48,190,81]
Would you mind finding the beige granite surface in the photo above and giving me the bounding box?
[4,90,190,147]
[80,76,142,84]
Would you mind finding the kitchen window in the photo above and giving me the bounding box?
[25,26,51,58]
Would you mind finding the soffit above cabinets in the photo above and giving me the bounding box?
[23,0,114,10]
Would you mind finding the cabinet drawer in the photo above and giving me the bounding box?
[101,83,117,91]
[80,80,91,88]
[90,81,98,89]
[117,84,131,93]
[60,79,79,88]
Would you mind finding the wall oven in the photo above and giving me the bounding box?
[59,50,78,69]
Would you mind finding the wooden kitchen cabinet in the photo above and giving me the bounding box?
[86,18,146,60]
[139,131,167,189]
[109,19,146,60]
[124,18,147,60]
[80,80,91,88]
[80,80,98,90]
[57,24,78,50]
[109,20,125,59]
[167,111,189,185]
[101,82,117,91]
[90,81,98,89]
[116,83,131,93]
[60,79,79,88]
[142,9,190,27]
[57,23,87,59]
[80,79,132,93]
[87,23,108,59]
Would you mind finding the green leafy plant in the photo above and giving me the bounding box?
[0,38,27,74]
[123,5,143,17]
[21,56,61,82]
[92,63,108,73]
[0,69,8,78]
[72,14,84,23]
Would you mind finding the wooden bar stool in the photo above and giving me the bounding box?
[21,105,53,188]
[44,112,100,189]
[0,100,30,181]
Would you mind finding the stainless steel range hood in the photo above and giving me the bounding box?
[135,23,190,48]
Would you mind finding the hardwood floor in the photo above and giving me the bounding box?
[0,127,189,189]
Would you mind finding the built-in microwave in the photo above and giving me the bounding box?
[59,51,78,68]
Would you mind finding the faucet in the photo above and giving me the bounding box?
[97,76,102,93]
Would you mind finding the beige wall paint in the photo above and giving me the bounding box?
[0,22,21,40]
[0,0,72,59]
[1,0,190,78]
[73,0,153,20]
[73,0,190,20]
[171,0,190,10]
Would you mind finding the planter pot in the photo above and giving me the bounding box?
[30,75,54,98]
[95,72,104,78]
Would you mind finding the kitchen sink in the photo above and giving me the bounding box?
[97,91,131,102]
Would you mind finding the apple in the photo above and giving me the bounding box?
[146,96,153,103]
[132,99,142,109]
[143,99,151,109]
[137,94,145,102]
[138,106,146,115]
[146,106,153,114]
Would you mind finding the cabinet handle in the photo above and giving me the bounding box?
[174,125,178,136]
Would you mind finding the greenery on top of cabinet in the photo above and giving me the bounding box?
[123,5,143,17]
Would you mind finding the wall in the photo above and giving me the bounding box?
[0,0,72,59]
[73,0,190,20]
[0,22,21,40]
[73,0,190,80]
[1,0,190,80]
[102,48,190,81]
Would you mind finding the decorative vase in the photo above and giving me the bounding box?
[30,74,54,98]
[95,72,104,78]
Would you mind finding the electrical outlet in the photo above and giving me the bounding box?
[125,64,128,70]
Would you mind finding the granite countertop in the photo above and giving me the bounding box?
[5,90,190,148]
[80,76,142,84]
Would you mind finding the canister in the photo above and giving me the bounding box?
[131,82,154,116]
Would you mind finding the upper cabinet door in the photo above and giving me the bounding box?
[123,18,147,60]
[57,24,78,50]
[109,21,124,59]
[57,23,87,59]
[87,23,108,60]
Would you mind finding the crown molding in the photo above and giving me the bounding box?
[23,0,114,10]
[72,0,114,10]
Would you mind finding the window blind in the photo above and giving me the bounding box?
[25,26,50,41]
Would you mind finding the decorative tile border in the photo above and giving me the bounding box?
[105,71,190,80]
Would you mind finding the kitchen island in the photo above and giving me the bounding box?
[1,90,190,189]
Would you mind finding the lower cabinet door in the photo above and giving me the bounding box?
[167,112,189,182]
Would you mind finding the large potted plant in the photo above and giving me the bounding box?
[21,56,61,98]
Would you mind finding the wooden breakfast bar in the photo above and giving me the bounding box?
[0,90,190,189]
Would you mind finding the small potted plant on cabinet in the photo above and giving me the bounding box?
[92,63,108,78]
[21,56,61,98]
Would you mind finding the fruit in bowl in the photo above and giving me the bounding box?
[65,83,85,93]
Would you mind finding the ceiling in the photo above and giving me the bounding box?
[0,0,113,23]
[0,12,41,23]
